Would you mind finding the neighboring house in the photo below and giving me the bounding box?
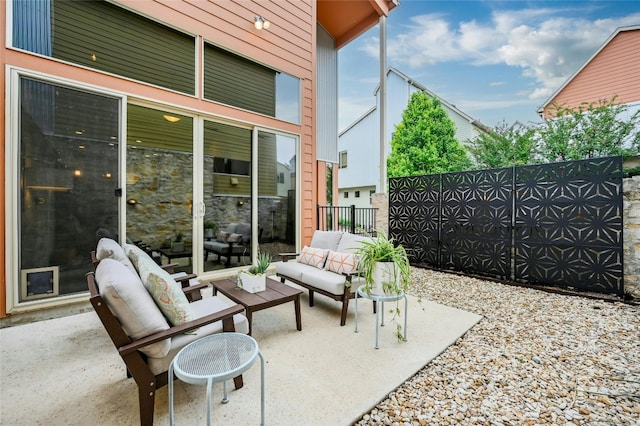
[338,67,489,207]
[538,25,640,120]
[0,0,397,319]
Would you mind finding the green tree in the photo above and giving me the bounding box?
[387,92,471,178]
[469,121,537,168]
[539,98,640,162]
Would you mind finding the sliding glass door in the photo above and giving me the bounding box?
[17,76,120,301]
[126,104,194,273]
[257,131,297,260]
[202,121,253,273]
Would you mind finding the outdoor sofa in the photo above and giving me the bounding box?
[275,230,372,326]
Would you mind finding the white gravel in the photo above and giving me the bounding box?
[354,267,640,426]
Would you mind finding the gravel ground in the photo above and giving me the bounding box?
[354,267,640,426]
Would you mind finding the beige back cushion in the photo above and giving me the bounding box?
[310,231,343,251]
[336,232,371,254]
[95,258,171,358]
[96,237,138,276]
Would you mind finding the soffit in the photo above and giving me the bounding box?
[317,0,398,48]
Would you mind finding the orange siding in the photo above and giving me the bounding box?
[0,2,6,317]
[1,0,317,317]
[544,29,640,117]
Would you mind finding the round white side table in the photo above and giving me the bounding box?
[354,284,408,349]
[169,332,265,425]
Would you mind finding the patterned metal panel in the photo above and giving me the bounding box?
[389,175,440,265]
[440,168,513,278]
[386,156,623,296]
[514,157,623,295]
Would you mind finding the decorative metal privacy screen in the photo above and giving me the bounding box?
[388,157,624,296]
[513,157,623,295]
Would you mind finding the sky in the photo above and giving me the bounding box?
[338,0,640,131]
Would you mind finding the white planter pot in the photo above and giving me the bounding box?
[371,262,399,295]
[238,272,266,293]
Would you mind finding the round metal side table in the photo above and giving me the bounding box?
[354,284,408,349]
[169,332,265,425]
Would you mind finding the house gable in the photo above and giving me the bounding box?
[540,26,640,118]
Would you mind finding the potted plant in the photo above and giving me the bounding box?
[354,231,411,340]
[171,232,184,252]
[203,220,217,239]
[237,251,271,293]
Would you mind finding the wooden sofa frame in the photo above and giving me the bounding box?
[88,254,245,425]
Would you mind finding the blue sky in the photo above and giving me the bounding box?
[338,0,640,131]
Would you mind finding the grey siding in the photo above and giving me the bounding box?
[316,25,338,163]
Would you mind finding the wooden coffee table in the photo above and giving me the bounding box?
[212,277,302,336]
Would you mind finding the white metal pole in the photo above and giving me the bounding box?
[379,15,387,194]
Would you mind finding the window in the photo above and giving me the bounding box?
[213,158,251,176]
[339,151,348,168]
[278,172,285,184]
[12,0,196,94]
[355,191,360,198]
[204,43,300,123]
[344,191,349,199]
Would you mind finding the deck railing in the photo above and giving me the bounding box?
[316,205,377,235]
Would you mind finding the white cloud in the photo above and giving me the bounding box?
[360,6,640,102]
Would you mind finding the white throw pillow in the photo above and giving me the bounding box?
[96,258,171,358]
[324,251,358,275]
[298,246,329,269]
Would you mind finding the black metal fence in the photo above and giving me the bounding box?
[317,204,377,235]
[389,157,624,296]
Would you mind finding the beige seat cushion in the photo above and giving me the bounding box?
[95,258,171,358]
[146,296,249,374]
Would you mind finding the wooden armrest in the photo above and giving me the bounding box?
[161,263,180,273]
[118,304,245,356]
[279,252,299,262]
[182,282,209,295]
[174,273,197,283]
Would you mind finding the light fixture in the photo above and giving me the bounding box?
[254,15,270,30]
[127,199,137,206]
[163,114,181,123]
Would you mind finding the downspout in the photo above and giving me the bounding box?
[379,15,387,194]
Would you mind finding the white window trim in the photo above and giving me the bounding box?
[5,66,128,314]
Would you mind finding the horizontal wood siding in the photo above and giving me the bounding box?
[545,29,640,116]
[118,0,316,242]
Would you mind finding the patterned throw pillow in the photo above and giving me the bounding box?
[125,244,197,328]
[324,251,358,274]
[297,246,329,269]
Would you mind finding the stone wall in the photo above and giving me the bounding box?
[622,176,640,298]
[372,176,640,299]
[125,147,292,247]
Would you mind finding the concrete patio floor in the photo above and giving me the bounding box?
[0,283,481,425]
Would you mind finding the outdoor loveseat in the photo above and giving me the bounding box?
[275,230,372,326]
[88,238,249,425]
